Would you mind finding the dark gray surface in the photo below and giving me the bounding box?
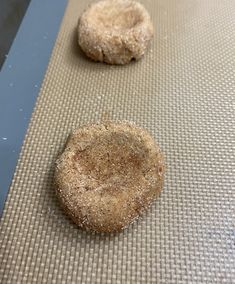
[0,0,67,215]
[0,0,31,69]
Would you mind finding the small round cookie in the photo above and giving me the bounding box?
[78,0,154,64]
[55,122,165,233]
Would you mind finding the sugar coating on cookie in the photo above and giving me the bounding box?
[78,0,154,65]
[55,122,164,233]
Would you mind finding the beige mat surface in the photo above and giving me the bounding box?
[1,0,235,283]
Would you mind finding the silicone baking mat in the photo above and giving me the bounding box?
[1,0,235,283]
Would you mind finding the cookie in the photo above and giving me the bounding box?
[55,122,165,233]
[78,0,154,64]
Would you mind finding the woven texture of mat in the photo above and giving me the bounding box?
[1,0,235,283]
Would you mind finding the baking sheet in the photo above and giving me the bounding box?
[1,0,235,283]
